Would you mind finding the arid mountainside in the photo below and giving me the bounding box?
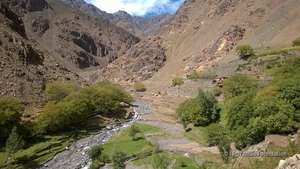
[146,0,300,89]
[61,0,173,37]
[0,0,141,103]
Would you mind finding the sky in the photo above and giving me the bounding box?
[84,0,184,16]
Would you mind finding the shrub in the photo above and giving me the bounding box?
[223,74,257,99]
[5,127,25,153]
[0,97,24,145]
[206,123,228,146]
[218,139,231,163]
[134,82,146,92]
[292,37,300,46]
[151,153,171,169]
[45,81,79,102]
[112,152,127,169]
[177,90,219,127]
[88,145,104,160]
[236,45,255,60]
[186,71,201,81]
[129,125,143,141]
[172,77,184,87]
[212,87,222,97]
[224,92,255,130]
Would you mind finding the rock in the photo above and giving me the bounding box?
[32,16,49,36]
[276,154,300,169]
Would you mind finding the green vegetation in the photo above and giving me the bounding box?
[292,37,300,46]
[45,81,79,102]
[177,90,220,128]
[236,45,255,60]
[172,77,184,87]
[186,71,201,81]
[0,81,133,168]
[102,123,160,157]
[133,82,146,92]
[36,81,133,134]
[129,125,143,141]
[0,97,24,147]
[5,127,25,153]
[151,153,171,169]
[112,152,127,169]
[256,46,300,57]
[198,70,217,80]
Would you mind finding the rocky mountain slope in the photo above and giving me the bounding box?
[60,0,173,37]
[145,0,300,90]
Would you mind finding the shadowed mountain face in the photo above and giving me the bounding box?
[0,0,140,103]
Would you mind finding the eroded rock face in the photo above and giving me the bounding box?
[0,4,27,38]
[24,0,48,12]
[32,16,49,36]
[72,32,97,56]
[73,51,98,69]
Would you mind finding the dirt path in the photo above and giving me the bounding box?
[136,94,219,156]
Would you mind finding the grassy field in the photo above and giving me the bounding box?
[102,122,162,157]
[184,126,208,146]
[0,135,73,169]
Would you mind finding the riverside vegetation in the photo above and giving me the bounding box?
[0,81,133,169]
[177,42,300,166]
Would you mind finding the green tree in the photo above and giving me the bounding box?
[112,152,127,169]
[5,127,25,153]
[236,45,255,60]
[177,90,219,127]
[45,81,79,102]
[0,97,24,146]
[223,74,257,99]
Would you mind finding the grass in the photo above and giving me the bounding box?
[133,152,200,169]
[184,126,208,146]
[102,123,161,157]
[255,46,300,57]
[0,135,73,169]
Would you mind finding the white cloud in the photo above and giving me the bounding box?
[86,0,183,16]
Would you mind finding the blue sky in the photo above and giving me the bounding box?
[84,0,184,16]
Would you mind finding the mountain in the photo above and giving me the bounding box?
[60,0,173,37]
[0,0,140,103]
[146,0,300,89]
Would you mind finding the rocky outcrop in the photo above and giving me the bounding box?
[72,32,97,56]
[276,154,300,169]
[100,37,166,81]
[32,16,49,36]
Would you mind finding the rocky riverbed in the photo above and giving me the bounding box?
[39,100,151,169]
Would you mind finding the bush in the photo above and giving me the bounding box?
[5,126,25,153]
[186,71,201,81]
[223,74,257,99]
[292,37,300,46]
[151,153,171,169]
[134,82,146,92]
[88,145,104,160]
[112,152,127,169]
[129,125,143,141]
[45,81,79,102]
[177,90,219,127]
[0,97,24,146]
[172,77,184,87]
[236,45,255,60]
[206,123,228,146]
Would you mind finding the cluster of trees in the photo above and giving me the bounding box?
[0,97,32,153]
[176,90,220,128]
[0,81,133,154]
[177,57,300,162]
[35,81,133,134]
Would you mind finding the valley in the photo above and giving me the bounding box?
[0,0,300,169]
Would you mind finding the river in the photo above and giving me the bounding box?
[39,100,151,169]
